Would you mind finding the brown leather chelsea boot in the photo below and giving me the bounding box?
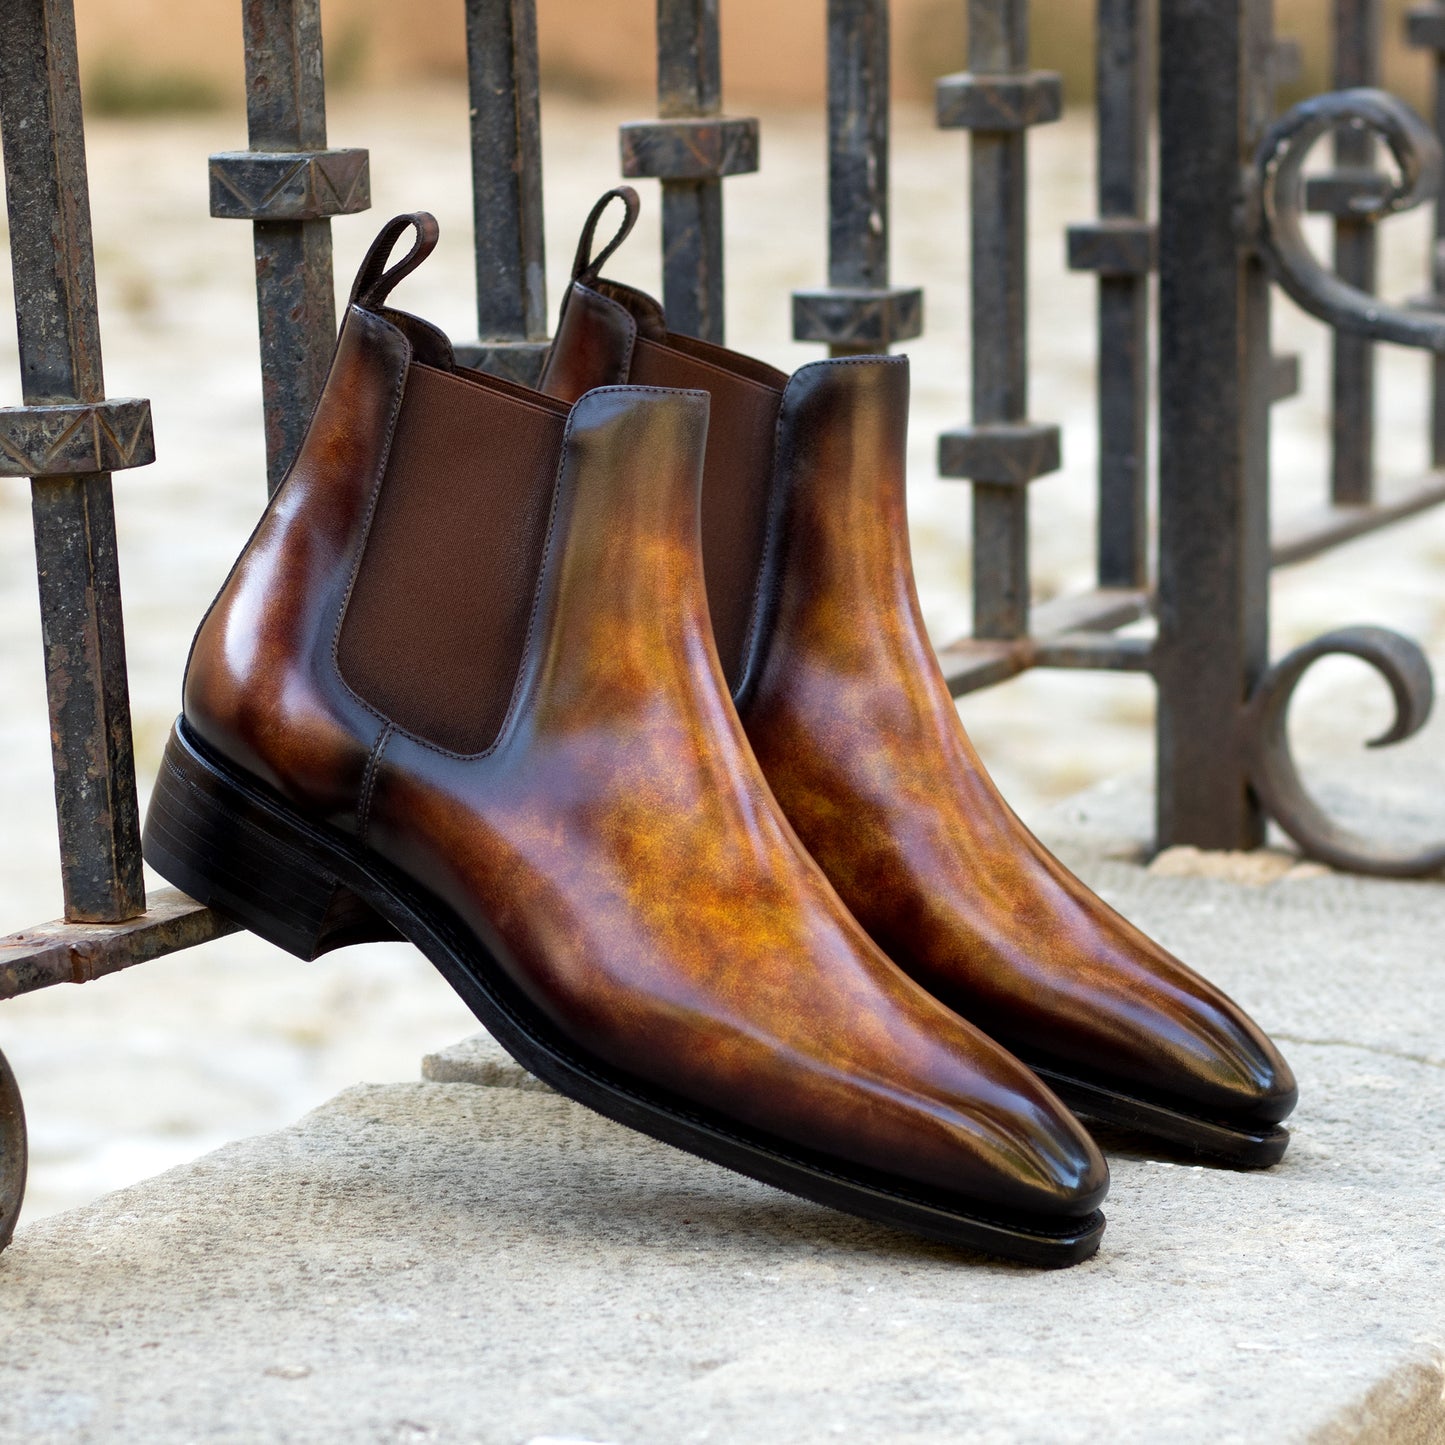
[540,188,1298,1169]
[143,213,1110,1265]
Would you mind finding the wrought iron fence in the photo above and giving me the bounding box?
[2,0,1444,1248]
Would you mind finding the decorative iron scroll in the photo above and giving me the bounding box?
[0,1046,24,1251]
[1255,87,1445,349]
[1244,626,1445,877]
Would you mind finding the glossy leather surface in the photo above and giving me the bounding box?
[185,306,404,829]
[184,282,1108,1218]
[629,337,783,684]
[538,282,638,403]
[745,360,1296,1129]
[541,259,1298,1138]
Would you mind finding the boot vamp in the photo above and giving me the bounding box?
[744,656,1297,1134]
[367,721,1108,1222]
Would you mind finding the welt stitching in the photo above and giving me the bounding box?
[1027,1060,1285,1137]
[356,723,391,845]
[734,376,796,700]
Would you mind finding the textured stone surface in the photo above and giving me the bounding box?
[4,809,1445,1443]
[422,1033,552,1092]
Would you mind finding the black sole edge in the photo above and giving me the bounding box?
[144,719,1105,1269]
[1029,1066,1290,1170]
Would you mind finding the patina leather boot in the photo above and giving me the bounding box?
[541,188,1298,1168]
[143,212,1110,1264]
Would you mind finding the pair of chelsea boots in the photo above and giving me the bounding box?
[142,192,1296,1268]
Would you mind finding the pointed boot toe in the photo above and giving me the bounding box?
[144,212,1109,1266]
[946,1080,1111,1223]
[541,189,1298,1170]
[1019,949,1301,1165]
[1146,976,1299,1128]
[811,1005,1112,1226]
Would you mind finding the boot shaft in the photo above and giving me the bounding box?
[540,195,788,688]
[184,212,715,829]
[539,188,918,702]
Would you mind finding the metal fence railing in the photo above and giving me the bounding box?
[3,0,1443,1248]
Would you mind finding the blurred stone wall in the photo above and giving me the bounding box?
[71,0,1435,112]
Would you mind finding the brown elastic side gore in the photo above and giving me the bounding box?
[665,330,789,392]
[337,362,567,755]
[630,335,785,689]
[454,362,572,417]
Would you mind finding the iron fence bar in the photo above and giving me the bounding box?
[0,0,307,1247]
[209,0,370,494]
[1271,470,1445,563]
[1032,632,1155,671]
[1154,0,1276,853]
[937,0,1063,642]
[1268,38,1306,411]
[0,1047,22,1252]
[1066,0,1155,591]
[792,0,923,357]
[455,0,550,387]
[1305,0,1383,505]
[1405,2,1445,465]
[621,1,759,344]
[0,889,234,999]
[657,0,722,343]
[939,586,1151,693]
[0,0,149,923]
[1270,351,1302,402]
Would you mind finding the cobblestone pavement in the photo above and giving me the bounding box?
[1,88,1442,1221]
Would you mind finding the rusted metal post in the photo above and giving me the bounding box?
[0,0,151,923]
[937,0,1063,641]
[1067,0,1155,589]
[0,1047,24,1251]
[208,0,370,493]
[655,0,725,342]
[1306,0,1383,504]
[1155,0,1276,852]
[792,0,923,357]
[456,0,550,386]
[621,1,759,344]
[1405,2,1445,465]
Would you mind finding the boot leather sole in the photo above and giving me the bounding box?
[143,718,1105,1268]
[1023,1062,1290,1170]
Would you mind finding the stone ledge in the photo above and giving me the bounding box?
[2,1031,1444,1443]
[421,1032,551,1093]
[3,771,1444,1441]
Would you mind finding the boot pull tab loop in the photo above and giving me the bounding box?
[349,212,440,312]
[571,187,640,285]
